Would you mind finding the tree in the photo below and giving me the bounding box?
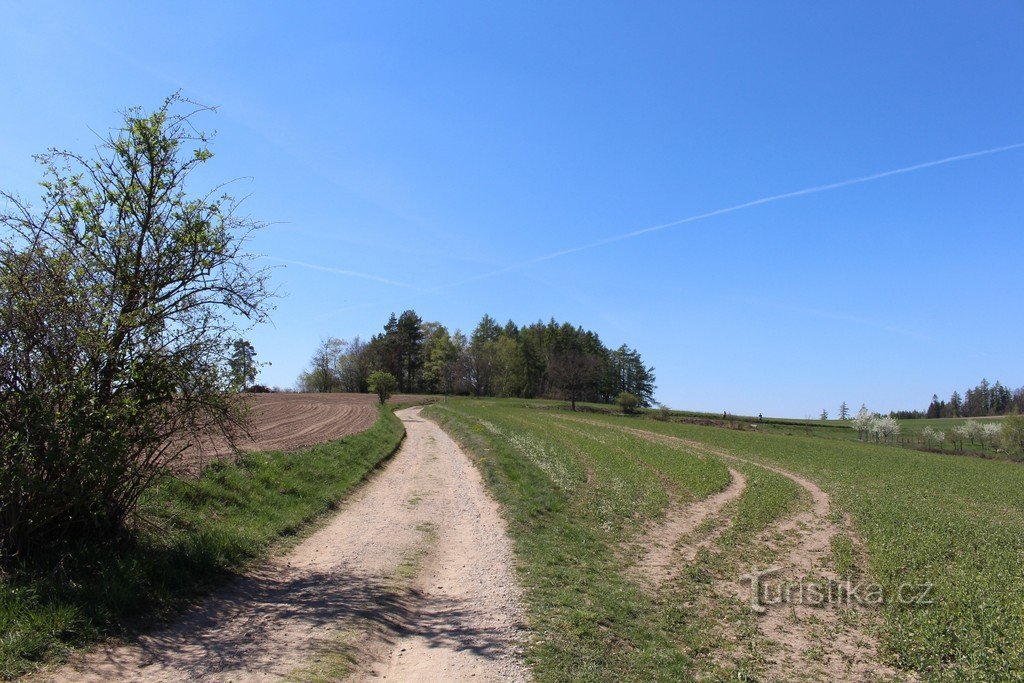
[820,409,829,421]
[838,401,850,420]
[469,314,502,396]
[949,391,963,418]
[492,335,528,397]
[298,338,346,392]
[1001,413,1024,457]
[422,325,460,397]
[616,392,639,414]
[954,421,982,447]
[337,336,372,392]
[548,351,602,411]
[870,416,900,443]
[395,310,425,392]
[1012,387,1024,414]
[608,345,656,407]
[0,94,271,559]
[981,423,1002,448]
[368,371,398,405]
[367,313,402,383]
[228,340,258,390]
[921,426,945,449]
[852,406,873,441]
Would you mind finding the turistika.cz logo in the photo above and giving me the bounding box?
[741,567,934,614]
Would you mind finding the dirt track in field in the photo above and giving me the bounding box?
[180,393,429,470]
[40,407,527,683]
[631,466,747,586]
[559,416,906,682]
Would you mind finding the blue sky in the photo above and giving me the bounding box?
[3,2,1022,416]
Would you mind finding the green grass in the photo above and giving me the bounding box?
[570,410,1024,681]
[424,399,800,681]
[0,405,405,680]
[514,398,1014,459]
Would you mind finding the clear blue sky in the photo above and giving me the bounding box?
[3,2,1022,416]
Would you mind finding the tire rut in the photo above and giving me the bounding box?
[556,415,907,681]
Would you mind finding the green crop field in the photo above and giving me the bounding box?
[425,398,1024,682]
[551,400,1013,460]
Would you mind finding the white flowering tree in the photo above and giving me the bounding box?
[852,406,874,441]
[921,426,945,449]
[981,423,1002,448]
[870,416,901,443]
[955,421,982,446]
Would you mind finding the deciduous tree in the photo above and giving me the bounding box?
[368,370,398,405]
[0,94,271,559]
[549,352,602,411]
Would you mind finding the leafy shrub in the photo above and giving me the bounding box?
[368,371,398,405]
[1001,414,1024,457]
[0,95,270,562]
[615,392,639,414]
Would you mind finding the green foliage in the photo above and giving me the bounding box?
[368,370,398,405]
[421,326,461,395]
[1001,413,1024,457]
[228,339,258,390]
[299,311,656,407]
[0,94,271,560]
[615,392,639,414]
[0,407,404,679]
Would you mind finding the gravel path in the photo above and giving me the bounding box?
[40,407,527,682]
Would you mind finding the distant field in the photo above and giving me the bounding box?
[516,399,1012,459]
[177,392,431,471]
[427,397,1024,681]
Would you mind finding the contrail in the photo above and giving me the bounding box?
[262,256,423,290]
[432,142,1024,291]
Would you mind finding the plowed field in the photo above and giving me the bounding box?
[180,393,428,470]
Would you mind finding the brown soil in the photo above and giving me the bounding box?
[178,393,430,471]
[38,407,526,682]
[631,467,747,586]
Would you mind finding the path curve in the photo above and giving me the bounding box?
[39,407,527,683]
[558,415,906,681]
[633,466,746,584]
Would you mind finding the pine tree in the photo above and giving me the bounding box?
[228,340,258,390]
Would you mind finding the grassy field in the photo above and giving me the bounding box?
[425,400,803,680]
[427,398,1024,681]
[0,405,405,680]
[530,399,1012,459]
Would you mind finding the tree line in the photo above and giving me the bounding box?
[297,311,656,409]
[922,379,1024,419]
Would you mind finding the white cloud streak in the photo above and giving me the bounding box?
[433,142,1024,291]
[262,256,423,291]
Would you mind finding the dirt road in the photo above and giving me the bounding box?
[43,407,527,682]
